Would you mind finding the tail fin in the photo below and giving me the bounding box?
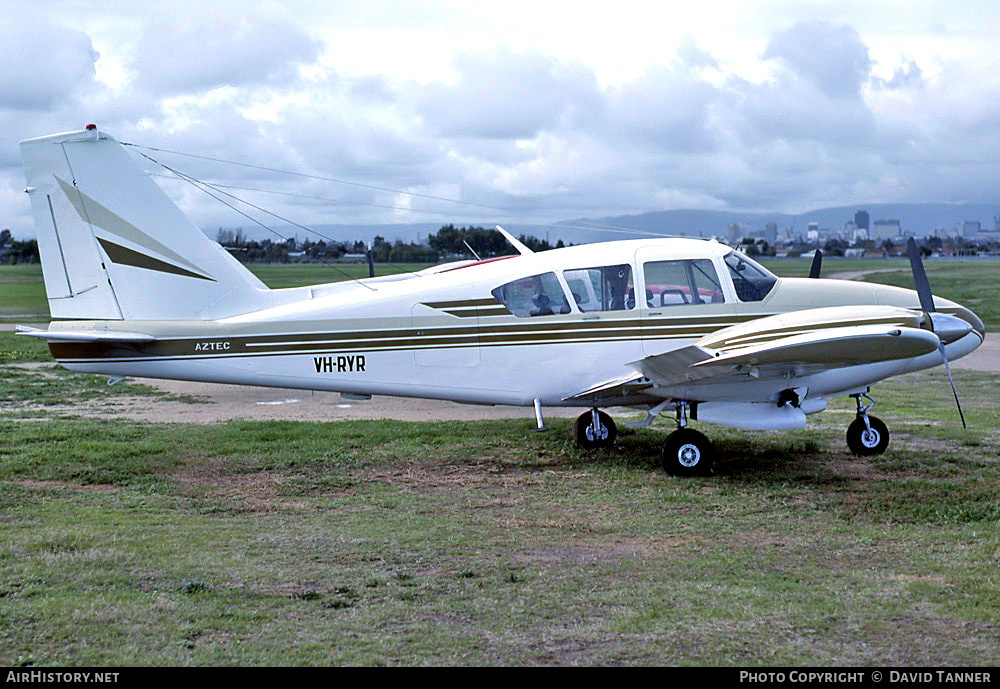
[20,127,271,320]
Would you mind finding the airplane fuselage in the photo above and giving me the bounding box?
[46,239,984,410]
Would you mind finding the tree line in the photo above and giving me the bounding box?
[0,225,565,266]
[0,229,39,264]
[215,224,566,264]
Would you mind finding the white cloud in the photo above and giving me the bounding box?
[130,5,322,95]
[763,21,872,100]
[1,2,999,238]
[0,10,100,111]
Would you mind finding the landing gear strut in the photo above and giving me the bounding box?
[660,401,714,476]
[574,408,617,449]
[846,392,889,456]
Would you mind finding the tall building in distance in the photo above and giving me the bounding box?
[854,210,870,231]
[872,219,901,241]
[764,222,777,244]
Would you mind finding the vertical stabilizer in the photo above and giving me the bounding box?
[20,128,272,320]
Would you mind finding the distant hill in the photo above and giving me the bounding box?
[209,203,999,246]
[554,203,1000,243]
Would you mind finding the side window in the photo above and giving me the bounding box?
[491,272,570,317]
[643,259,725,307]
[562,264,635,312]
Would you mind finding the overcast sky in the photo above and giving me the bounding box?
[2,0,998,239]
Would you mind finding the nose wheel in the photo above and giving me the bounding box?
[847,392,890,456]
[574,408,617,449]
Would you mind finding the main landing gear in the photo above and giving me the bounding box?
[572,391,888,475]
[846,392,889,456]
[573,402,714,476]
[660,401,714,477]
[574,408,617,449]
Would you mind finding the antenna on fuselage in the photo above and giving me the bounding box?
[462,240,482,261]
[495,225,534,256]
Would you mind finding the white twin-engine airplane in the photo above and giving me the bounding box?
[17,127,986,475]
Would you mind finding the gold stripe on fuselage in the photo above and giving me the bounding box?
[48,312,764,363]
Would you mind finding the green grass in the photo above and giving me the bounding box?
[0,264,48,319]
[1,367,999,665]
[0,263,436,320]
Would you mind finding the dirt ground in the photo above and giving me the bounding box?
[111,378,591,424]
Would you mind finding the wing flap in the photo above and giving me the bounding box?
[562,372,649,402]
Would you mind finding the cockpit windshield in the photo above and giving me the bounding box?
[723,251,777,302]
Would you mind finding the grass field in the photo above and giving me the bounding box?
[1,258,999,665]
[0,262,435,321]
[4,257,997,330]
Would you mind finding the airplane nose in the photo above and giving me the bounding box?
[930,312,974,344]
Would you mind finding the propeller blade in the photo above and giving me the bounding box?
[907,238,967,428]
[808,249,822,279]
[937,340,967,429]
[906,237,935,315]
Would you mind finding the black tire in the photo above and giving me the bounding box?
[573,410,617,449]
[846,416,890,456]
[661,428,714,476]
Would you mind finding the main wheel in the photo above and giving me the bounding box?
[661,428,714,476]
[846,416,889,456]
[574,410,617,449]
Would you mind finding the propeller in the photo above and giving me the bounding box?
[808,249,823,279]
[906,238,968,428]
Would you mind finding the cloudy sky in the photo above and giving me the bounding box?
[2,0,998,239]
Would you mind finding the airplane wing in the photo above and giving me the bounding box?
[563,305,938,402]
[632,324,940,387]
[15,325,155,343]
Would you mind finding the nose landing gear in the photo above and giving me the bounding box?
[846,392,889,456]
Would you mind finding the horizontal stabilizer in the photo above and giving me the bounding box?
[16,325,154,343]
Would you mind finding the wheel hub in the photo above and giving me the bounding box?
[586,424,608,442]
[678,443,701,467]
[861,429,880,448]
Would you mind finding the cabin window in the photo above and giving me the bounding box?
[642,259,725,306]
[562,264,635,312]
[724,251,777,302]
[491,272,571,317]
